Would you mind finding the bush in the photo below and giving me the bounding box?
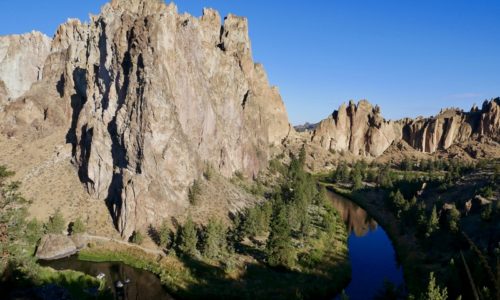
[202,218,227,259]
[45,210,66,234]
[203,163,215,181]
[71,218,86,235]
[131,231,144,245]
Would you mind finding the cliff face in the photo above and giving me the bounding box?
[309,98,500,157]
[0,32,51,105]
[310,100,402,157]
[0,0,290,238]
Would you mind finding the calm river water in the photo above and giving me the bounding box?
[328,191,405,300]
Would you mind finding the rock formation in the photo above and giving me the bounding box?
[0,32,51,102]
[35,234,78,260]
[307,98,500,157]
[0,0,290,238]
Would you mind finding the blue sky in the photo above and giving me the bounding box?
[1,1,499,125]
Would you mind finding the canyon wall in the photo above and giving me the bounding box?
[0,0,290,238]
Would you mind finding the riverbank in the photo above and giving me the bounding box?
[77,221,351,300]
[324,184,419,292]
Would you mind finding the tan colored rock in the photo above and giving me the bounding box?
[0,32,51,100]
[35,234,78,260]
[0,0,290,239]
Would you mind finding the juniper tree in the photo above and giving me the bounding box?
[267,201,295,269]
[179,216,198,256]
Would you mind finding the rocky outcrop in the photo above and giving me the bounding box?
[309,100,402,157]
[308,98,500,157]
[0,0,290,238]
[0,32,51,101]
[35,234,78,260]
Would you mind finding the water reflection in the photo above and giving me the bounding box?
[40,256,174,300]
[327,191,378,237]
[327,189,405,300]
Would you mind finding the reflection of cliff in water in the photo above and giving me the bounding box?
[327,191,377,237]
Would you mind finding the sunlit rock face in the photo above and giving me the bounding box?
[0,0,291,238]
[0,31,51,105]
[308,98,500,157]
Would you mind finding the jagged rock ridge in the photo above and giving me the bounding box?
[0,0,290,238]
[308,98,500,157]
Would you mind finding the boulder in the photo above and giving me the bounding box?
[36,234,78,260]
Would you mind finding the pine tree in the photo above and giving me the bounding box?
[179,216,198,256]
[424,272,448,300]
[267,202,295,268]
[447,207,460,232]
[202,218,227,259]
[426,205,439,237]
[158,220,171,248]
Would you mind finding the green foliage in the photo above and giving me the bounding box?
[401,156,414,171]
[423,272,448,300]
[45,210,66,234]
[446,207,460,232]
[266,201,295,269]
[481,204,492,221]
[202,218,227,259]
[188,179,202,205]
[131,231,144,245]
[333,161,350,182]
[388,190,408,217]
[0,165,15,184]
[25,219,43,246]
[234,171,244,181]
[269,158,286,175]
[179,216,198,256]
[158,220,171,249]
[71,218,86,235]
[377,165,394,189]
[426,205,440,238]
[242,201,272,238]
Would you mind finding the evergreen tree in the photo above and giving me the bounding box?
[158,220,171,248]
[179,216,198,256]
[267,202,295,269]
[202,218,227,259]
[426,205,439,237]
[447,207,460,232]
[424,272,448,300]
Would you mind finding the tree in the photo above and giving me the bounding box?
[45,210,66,234]
[424,272,448,300]
[188,179,202,205]
[179,216,198,256]
[426,206,439,238]
[267,202,295,268]
[158,220,171,248]
[202,218,227,259]
[447,207,460,232]
[71,218,86,235]
[352,172,363,191]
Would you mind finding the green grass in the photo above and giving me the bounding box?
[78,230,351,300]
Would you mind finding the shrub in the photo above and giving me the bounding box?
[45,210,66,234]
[131,231,144,245]
[71,218,86,235]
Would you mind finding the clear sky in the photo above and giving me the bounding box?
[1,1,499,125]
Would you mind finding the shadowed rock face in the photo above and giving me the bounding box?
[0,0,290,238]
[308,98,500,157]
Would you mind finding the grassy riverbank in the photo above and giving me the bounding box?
[79,222,350,300]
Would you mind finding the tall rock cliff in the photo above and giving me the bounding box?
[0,0,290,238]
[0,31,51,106]
[308,98,500,157]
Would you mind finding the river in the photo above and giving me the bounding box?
[328,191,405,300]
[40,256,174,300]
